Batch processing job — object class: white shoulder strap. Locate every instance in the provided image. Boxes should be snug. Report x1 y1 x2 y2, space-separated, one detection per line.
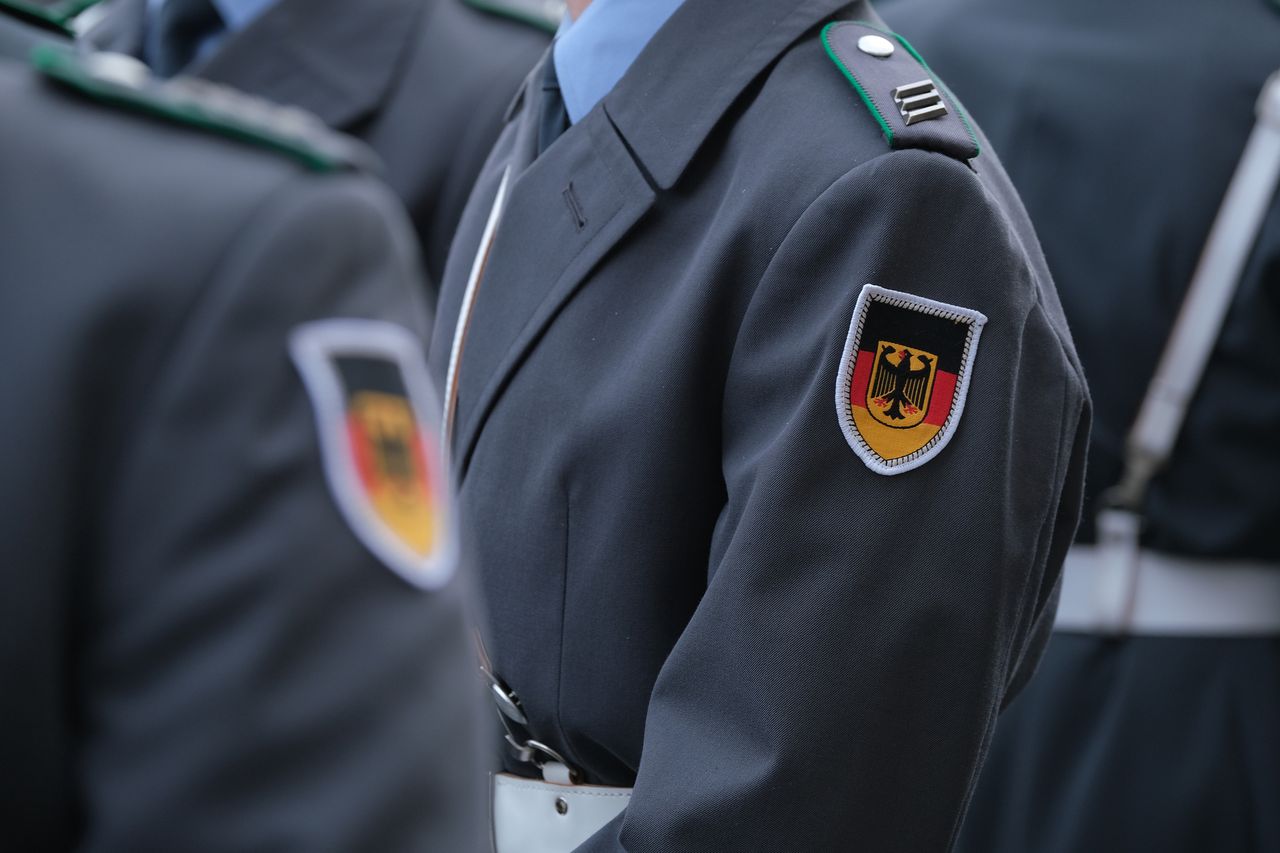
1109 69 1280 510
1086 70 1280 634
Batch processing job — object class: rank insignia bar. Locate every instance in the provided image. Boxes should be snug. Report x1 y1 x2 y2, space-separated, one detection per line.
836 285 987 475
290 319 456 589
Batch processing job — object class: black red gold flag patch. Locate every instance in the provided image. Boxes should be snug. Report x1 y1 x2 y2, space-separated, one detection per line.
290 320 456 589
836 285 986 475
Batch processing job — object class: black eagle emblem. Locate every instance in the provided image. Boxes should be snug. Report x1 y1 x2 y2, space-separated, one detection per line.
871 344 934 421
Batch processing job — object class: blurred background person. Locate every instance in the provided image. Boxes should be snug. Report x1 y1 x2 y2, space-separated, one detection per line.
881 0 1280 850
83 0 558 296
0 46 486 851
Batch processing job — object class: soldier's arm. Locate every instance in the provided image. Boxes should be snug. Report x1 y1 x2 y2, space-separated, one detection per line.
580 150 1089 852
78 174 487 852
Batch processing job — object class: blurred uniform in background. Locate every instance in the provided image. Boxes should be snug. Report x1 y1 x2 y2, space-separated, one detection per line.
0 0 89 54
882 0 1280 850
0 48 485 852
83 0 558 292
0 13 52 55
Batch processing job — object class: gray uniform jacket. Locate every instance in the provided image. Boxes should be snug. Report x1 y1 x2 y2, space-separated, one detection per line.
0 6 67 58
83 0 552 289
430 0 1089 849
0 57 485 851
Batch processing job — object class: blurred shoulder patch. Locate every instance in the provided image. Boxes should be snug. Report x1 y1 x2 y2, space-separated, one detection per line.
836 285 986 475
290 320 456 590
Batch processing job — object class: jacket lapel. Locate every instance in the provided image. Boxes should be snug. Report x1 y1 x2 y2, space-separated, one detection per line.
603 0 867 189
194 0 423 128
84 0 423 129
449 0 872 475
451 70 656 475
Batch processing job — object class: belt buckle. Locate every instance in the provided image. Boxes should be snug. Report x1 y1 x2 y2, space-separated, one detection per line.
484 669 583 784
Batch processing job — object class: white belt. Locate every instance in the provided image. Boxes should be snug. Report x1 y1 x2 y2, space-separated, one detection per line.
1055 543 1280 636
491 763 631 853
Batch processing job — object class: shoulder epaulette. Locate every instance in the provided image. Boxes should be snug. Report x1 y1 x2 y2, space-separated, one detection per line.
31 45 382 174
463 0 563 34
0 0 99 35
822 21 980 162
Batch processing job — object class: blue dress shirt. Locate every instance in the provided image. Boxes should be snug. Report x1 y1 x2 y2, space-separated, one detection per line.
145 0 278 69
552 0 685 125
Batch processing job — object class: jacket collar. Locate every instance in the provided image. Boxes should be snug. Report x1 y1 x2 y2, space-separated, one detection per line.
82 0 423 129
446 0 886 470
603 0 874 189
551 0 685 125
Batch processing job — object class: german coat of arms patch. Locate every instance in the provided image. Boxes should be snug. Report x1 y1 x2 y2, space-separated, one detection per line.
290 319 456 589
836 285 987 475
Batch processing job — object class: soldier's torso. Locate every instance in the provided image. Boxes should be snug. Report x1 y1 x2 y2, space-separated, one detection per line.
430 1 1075 786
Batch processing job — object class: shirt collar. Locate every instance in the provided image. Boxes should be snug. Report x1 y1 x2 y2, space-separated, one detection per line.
552 0 686 125
146 0 277 33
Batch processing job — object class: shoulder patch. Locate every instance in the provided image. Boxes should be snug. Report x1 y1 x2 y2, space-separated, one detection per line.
31 45 380 173
290 320 458 591
822 21 980 161
0 0 99 35
463 0 563 33
836 285 986 475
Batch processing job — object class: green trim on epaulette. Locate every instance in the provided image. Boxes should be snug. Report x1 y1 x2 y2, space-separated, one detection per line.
821 23 895 143
0 0 100 35
822 20 981 160
885 28 981 156
31 45 382 174
463 0 563 34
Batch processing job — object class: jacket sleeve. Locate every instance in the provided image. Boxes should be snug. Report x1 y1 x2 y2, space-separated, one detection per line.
581 149 1089 852
78 175 488 853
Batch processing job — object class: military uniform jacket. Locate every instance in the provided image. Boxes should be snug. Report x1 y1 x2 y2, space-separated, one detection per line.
0 57 484 851
84 0 552 287
429 0 1090 849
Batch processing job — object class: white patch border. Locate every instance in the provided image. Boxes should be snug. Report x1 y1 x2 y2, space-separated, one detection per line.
836 284 988 476
290 319 458 590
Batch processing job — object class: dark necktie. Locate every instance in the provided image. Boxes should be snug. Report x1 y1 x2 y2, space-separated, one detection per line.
537 56 569 157
152 0 224 77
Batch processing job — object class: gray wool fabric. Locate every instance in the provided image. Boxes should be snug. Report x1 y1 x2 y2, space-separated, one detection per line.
430 0 1090 849
0 8 67 58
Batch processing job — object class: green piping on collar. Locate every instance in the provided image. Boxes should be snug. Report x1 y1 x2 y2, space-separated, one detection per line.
822 19 982 158
31 44 371 174
821 21 896 146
